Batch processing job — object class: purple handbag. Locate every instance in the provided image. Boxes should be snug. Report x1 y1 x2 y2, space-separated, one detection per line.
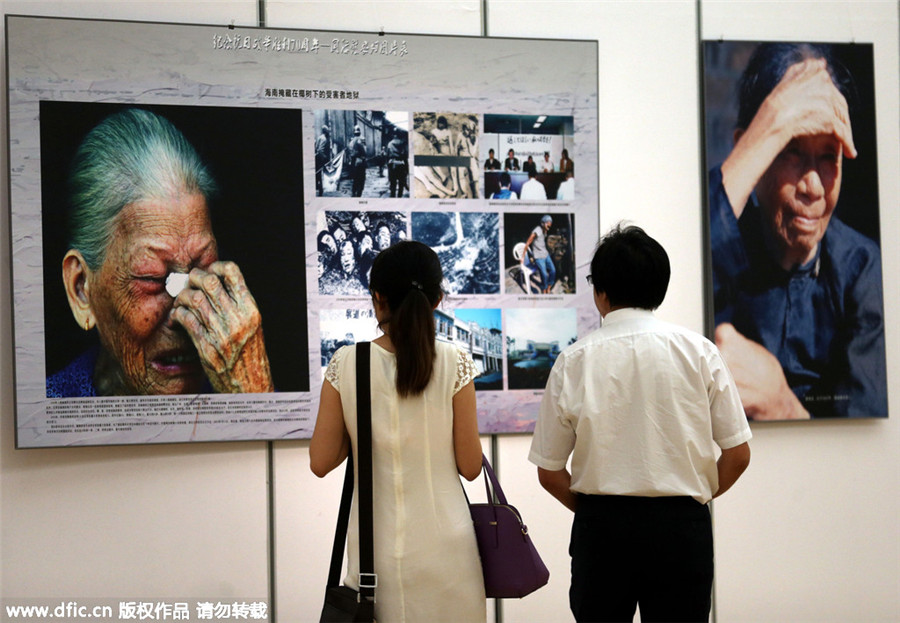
468 454 550 598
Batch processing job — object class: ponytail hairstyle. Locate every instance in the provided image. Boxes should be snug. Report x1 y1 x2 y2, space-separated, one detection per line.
368 240 444 397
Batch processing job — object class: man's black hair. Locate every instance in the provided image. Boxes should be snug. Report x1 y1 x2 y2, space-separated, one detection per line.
590 223 670 310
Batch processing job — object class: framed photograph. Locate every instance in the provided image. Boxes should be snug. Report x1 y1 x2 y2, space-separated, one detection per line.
503 212 576 295
702 40 887 420
412 112 480 199
317 210 407 295
410 211 500 295
483 114 575 201
313 110 410 198
505 307 577 392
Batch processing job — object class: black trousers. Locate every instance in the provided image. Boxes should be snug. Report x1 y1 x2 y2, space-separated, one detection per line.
569 495 713 623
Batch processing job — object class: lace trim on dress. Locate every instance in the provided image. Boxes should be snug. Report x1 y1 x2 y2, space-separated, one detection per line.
324 345 350 388
454 348 477 394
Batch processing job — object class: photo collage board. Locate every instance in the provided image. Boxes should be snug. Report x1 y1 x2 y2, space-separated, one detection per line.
6 16 600 447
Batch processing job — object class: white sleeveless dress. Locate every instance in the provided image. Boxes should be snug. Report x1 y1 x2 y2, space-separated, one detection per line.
325 340 486 622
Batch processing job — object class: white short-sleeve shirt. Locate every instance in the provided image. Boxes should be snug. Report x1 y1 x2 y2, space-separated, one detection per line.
528 308 751 504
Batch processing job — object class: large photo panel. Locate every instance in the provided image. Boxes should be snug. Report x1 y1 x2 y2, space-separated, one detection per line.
7 16 599 446
40 102 308 398
702 40 887 420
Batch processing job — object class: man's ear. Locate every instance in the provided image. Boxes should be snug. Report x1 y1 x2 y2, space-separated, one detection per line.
593 289 610 317
62 249 95 331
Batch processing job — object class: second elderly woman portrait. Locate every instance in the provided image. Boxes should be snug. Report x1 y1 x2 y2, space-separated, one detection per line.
705 42 885 420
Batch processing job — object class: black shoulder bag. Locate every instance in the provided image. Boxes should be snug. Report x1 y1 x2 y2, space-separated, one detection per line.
320 342 376 622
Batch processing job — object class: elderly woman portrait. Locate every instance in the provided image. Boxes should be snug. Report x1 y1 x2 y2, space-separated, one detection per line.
42 104 307 396
706 42 886 419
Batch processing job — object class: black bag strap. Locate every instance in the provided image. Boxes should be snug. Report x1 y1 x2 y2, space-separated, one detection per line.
356 342 375 602
326 454 354 588
325 342 375 603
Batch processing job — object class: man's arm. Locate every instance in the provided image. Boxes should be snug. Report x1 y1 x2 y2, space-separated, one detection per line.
537 467 578 512
714 442 751 498
530 358 578 511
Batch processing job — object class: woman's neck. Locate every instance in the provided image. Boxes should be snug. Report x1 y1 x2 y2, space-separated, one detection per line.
373 334 395 353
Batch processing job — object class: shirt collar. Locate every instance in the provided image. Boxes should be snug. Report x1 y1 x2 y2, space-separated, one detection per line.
601 307 655 325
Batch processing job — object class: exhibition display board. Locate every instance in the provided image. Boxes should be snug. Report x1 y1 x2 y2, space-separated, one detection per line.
6 15 599 447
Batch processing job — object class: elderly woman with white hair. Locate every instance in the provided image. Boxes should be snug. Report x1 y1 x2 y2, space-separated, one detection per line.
48 108 273 397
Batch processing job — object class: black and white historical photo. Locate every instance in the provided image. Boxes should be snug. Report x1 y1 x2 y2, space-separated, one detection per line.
503 212 575 295
318 211 407 295
412 112 480 199
314 110 409 198
410 211 499 294
505 307 577 390
319 308 378 373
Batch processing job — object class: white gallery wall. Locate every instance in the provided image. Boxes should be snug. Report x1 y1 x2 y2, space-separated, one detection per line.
701 4 900 620
1 1 898 622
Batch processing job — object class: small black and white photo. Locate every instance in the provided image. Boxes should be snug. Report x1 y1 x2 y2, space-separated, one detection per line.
412 112 480 199
410 211 499 294
319 308 379 373
318 211 408 295
314 110 409 198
